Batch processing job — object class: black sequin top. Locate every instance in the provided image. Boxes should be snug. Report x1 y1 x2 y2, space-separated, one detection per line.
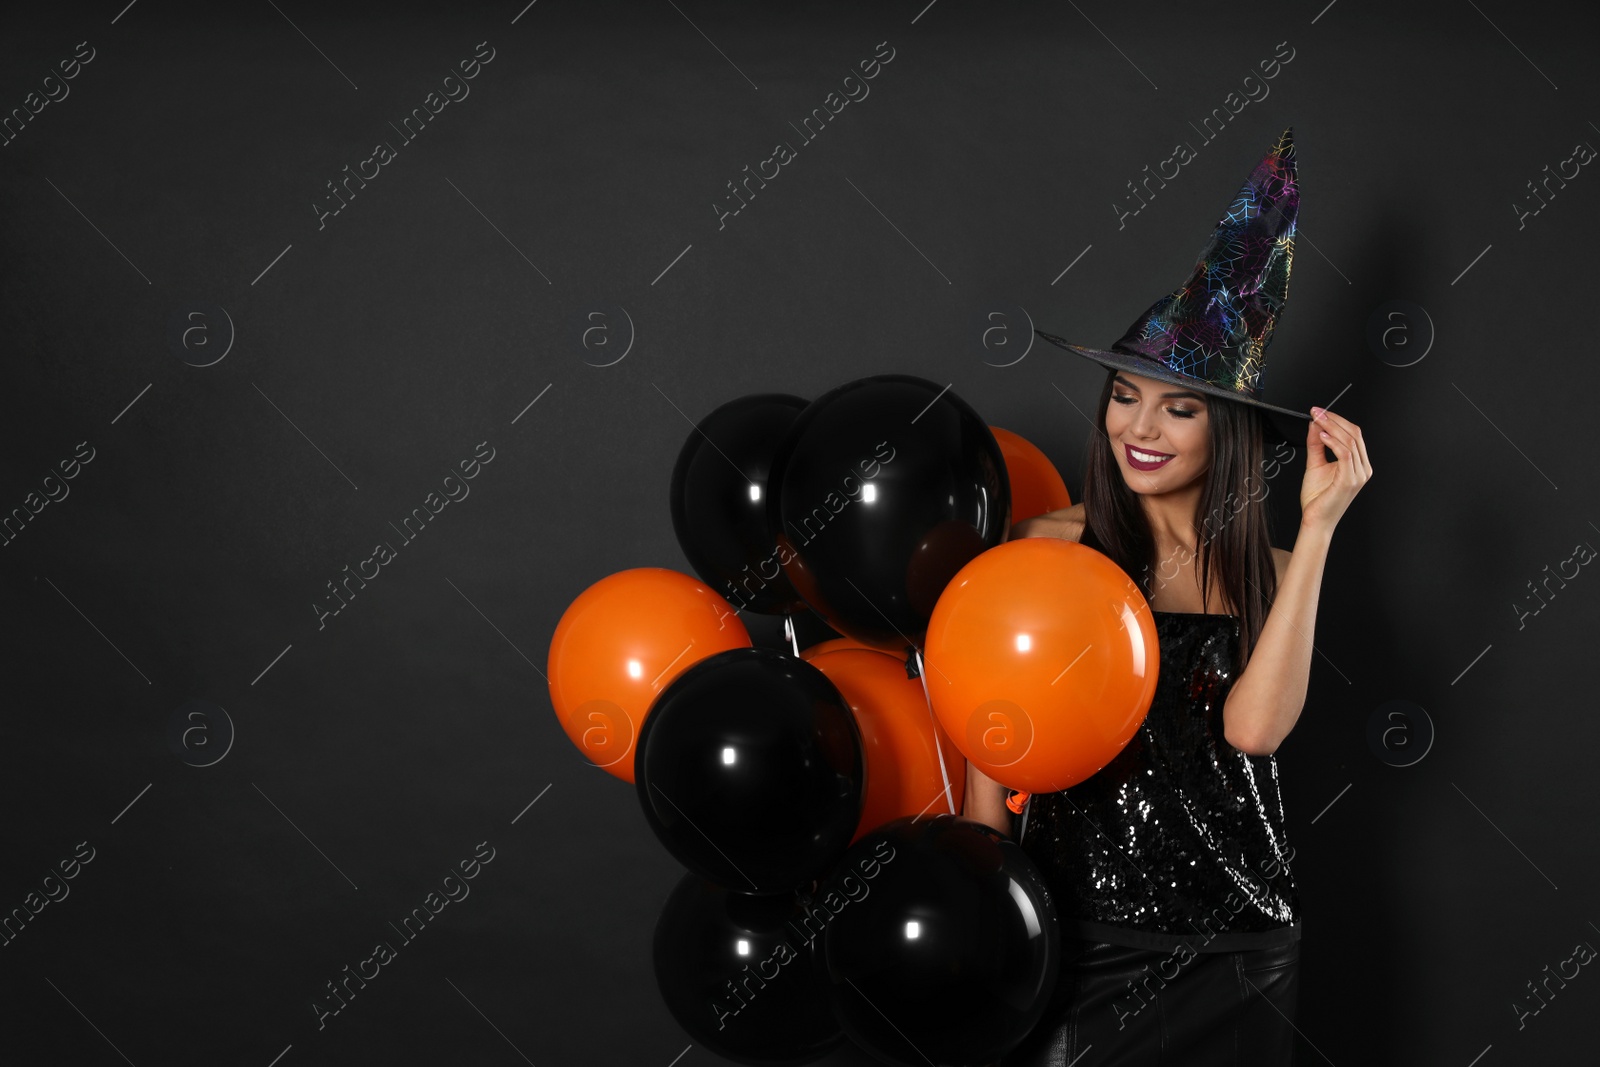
1019 610 1302 953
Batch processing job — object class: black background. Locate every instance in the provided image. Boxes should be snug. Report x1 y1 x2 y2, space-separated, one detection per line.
3 1 1598 1064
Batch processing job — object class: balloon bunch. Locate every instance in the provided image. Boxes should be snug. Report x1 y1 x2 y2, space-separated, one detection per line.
546 374 1159 1066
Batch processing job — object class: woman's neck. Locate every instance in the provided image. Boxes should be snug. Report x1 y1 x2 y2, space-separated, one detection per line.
1138 482 1205 551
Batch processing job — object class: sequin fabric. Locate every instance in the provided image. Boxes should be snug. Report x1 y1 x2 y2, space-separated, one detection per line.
1020 611 1301 945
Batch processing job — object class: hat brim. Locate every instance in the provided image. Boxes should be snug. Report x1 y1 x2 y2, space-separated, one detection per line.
1035 328 1314 423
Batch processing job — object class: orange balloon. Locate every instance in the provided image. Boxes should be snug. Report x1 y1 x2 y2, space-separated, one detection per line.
547 567 751 784
989 426 1071 525
798 636 877 661
922 538 1158 794
807 648 967 843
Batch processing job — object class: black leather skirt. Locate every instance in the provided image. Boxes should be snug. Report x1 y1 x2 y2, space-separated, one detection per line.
1001 936 1300 1066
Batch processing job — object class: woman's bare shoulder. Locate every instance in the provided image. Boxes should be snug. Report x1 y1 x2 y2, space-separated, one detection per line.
1011 501 1086 542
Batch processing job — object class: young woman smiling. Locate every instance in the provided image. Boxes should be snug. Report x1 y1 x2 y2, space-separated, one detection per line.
973 128 1373 1066
976 365 1370 1066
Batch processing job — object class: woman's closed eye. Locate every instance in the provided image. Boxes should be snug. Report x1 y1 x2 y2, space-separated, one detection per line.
1111 394 1199 418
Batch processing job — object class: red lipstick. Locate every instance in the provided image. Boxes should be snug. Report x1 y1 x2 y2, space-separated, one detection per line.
1124 443 1174 471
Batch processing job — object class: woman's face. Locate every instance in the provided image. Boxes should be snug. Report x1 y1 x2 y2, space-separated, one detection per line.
1104 370 1211 492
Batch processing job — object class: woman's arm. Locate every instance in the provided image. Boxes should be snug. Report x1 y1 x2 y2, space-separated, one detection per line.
1221 527 1330 754
962 761 1014 838
1223 407 1371 755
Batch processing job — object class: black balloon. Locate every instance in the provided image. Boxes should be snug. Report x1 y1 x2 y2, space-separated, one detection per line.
653 873 843 1067
766 375 1010 653
671 393 810 616
635 647 866 894
813 814 1059 1067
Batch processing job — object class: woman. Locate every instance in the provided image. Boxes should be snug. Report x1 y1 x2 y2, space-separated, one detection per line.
971 365 1369 1065
966 128 1373 1065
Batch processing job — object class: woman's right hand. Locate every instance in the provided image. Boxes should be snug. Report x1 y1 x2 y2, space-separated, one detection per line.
1010 502 1086 544
1299 407 1372 535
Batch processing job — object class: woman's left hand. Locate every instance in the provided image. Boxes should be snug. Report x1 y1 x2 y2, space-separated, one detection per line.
1299 406 1372 534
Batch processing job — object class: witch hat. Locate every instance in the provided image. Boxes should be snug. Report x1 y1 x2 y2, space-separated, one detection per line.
1037 126 1311 423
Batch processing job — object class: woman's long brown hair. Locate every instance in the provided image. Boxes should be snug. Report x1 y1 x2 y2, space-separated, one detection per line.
1077 367 1281 669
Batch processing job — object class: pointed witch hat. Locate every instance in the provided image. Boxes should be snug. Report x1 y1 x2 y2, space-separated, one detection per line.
1037 126 1311 423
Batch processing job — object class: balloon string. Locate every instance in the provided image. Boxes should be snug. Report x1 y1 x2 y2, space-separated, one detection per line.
912 648 957 816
